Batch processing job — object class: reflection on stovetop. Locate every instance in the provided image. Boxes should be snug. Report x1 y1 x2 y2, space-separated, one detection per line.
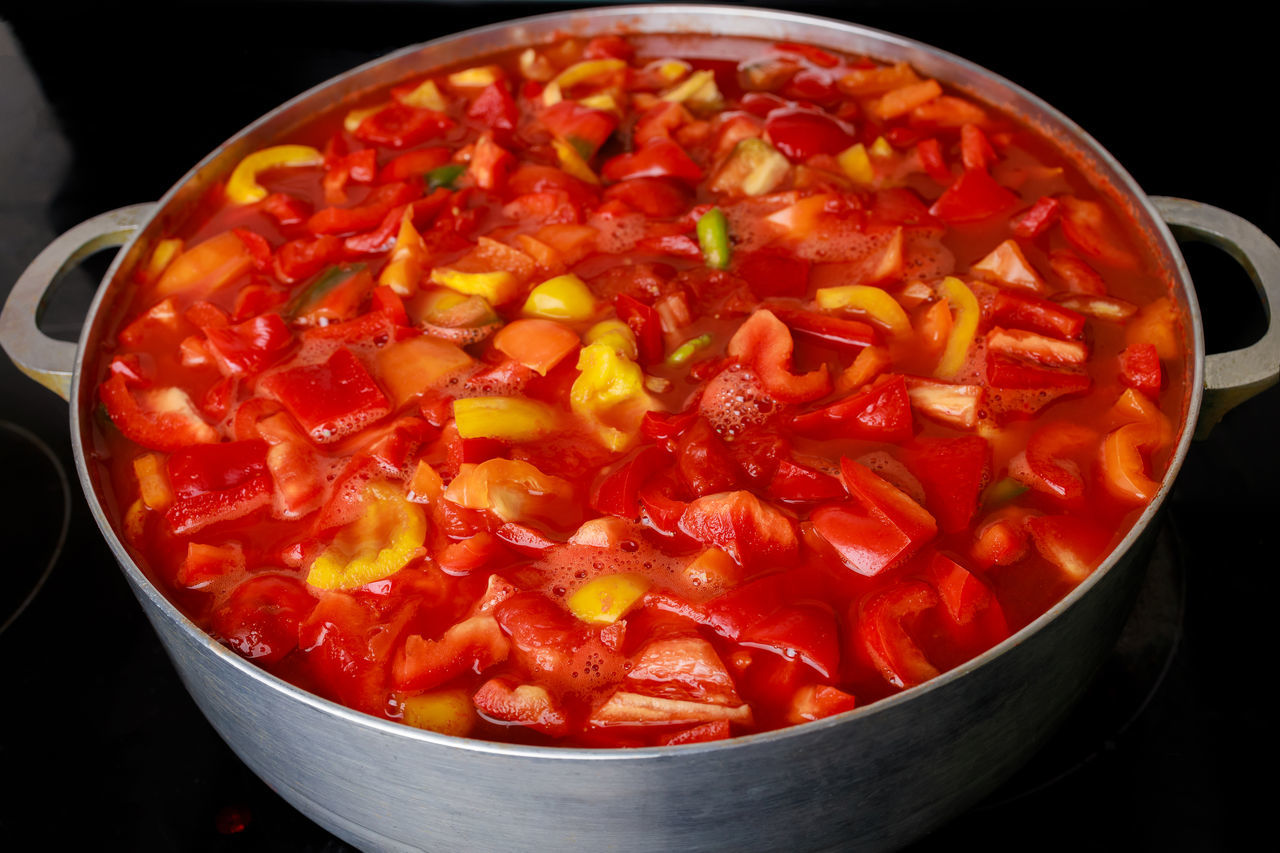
0 3 1274 850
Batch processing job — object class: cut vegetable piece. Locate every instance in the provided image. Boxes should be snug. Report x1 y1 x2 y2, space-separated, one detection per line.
678 490 798 570
260 348 391 445
856 580 941 689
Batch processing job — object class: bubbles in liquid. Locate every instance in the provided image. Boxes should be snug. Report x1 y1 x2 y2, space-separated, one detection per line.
700 366 777 438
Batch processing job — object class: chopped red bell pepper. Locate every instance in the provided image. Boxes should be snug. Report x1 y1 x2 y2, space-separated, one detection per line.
740 603 840 680
603 177 693 218
203 312 293 375
959 123 997 171
167 439 268 499
703 572 789 640
469 132 515 191
259 347 391 445
727 309 831 404
467 82 520 133
767 458 845 503
1119 343 1164 397
767 306 878 352
1058 195 1137 269
307 181 420 236
922 553 1010 654
985 352 1091 392
541 99 618 159
613 293 665 365
473 676 569 737
856 580 941 689
165 472 273 536
916 137 952 184
393 615 509 692
354 103 455 149
377 147 452 184
210 574 316 664
99 374 219 452
991 289 1086 340
927 168 1018 224
676 419 741 497
590 445 668 519
842 455 938 546
790 374 913 442
678 490 798 571
900 436 991 534
1014 421 1100 501
602 139 703 185
1010 195 1061 239
260 192 312 227
274 234 344 284
764 108 855 162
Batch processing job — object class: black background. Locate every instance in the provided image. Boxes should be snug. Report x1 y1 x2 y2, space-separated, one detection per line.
0 2 1275 850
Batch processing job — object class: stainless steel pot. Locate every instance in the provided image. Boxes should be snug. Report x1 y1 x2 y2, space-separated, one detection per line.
3 6 1278 851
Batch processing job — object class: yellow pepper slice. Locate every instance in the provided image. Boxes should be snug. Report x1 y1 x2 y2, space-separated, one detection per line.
585 319 638 360
544 58 628 106
306 483 427 591
452 397 559 442
551 139 600 185
378 208 429 295
133 453 173 510
343 105 385 133
836 143 874 184
816 285 912 336
401 689 475 737
431 267 520 305
522 274 599 321
568 573 651 624
226 144 323 205
934 276 980 379
661 69 723 110
396 79 447 111
444 458 575 524
570 343 661 451
447 66 503 88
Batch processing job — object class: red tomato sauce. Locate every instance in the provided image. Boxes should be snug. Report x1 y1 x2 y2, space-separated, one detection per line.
91 33 1186 746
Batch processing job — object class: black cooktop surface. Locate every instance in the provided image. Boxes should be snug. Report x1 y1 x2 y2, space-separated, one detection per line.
1 3 1274 850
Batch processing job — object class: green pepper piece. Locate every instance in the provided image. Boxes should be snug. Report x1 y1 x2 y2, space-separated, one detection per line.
982 476 1029 508
696 207 731 270
666 333 712 366
285 263 367 319
426 163 466 191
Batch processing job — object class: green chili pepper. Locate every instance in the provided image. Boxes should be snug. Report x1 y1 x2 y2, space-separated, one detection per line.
426 163 466 191
982 476 1029 508
666 333 712 366
696 207 731 270
285 263 367 319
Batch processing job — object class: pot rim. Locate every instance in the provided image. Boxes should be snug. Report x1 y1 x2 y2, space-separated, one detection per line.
67 3 1206 761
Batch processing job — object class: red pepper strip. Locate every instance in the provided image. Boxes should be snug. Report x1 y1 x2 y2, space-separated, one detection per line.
1100 422 1163 504
299 311 399 346
203 312 293 375
959 124 997 171
603 177 692 218
991 289 1086 340
109 354 150 387
841 456 938 546
472 677 569 738
703 573 790 641
494 522 559 556
370 286 409 326
767 306 878 352
923 553 1009 654
727 309 831 404
1058 195 1137 269
767 458 844 503
1025 515 1112 580
927 168 1018 224
613 293 665 365
1118 343 1164 397
232 228 272 271
274 234 344 283
774 41 839 67
764 108 855 162
541 100 618 159
1014 421 1099 501
657 721 732 745
790 374 913 442
900 436 991 534
740 603 840 680
259 347 391 445
231 284 289 322
260 192 311 226
167 439 268 498
1010 195 1061 239
916 138 952 184
856 580 941 689
602 139 703 184
590 445 668 519
354 103 455 149
640 410 698 451
985 353 1091 392
165 473 273 536
467 82 520 133
676 419 741 497
99 374 219 452
377 147 452 184
343 204 409 255
393 615 509 692
307 181 420 236
678 490 799 571
811 501 912 578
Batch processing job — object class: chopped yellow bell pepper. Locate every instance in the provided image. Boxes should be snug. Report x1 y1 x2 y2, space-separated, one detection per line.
226 144 323 205
585 319 638 360
378 208 429 295
551 139 600 184
133 452 173 510
138 238 184 286
816 285 912 336
654 59 692 83
431 266 520 305
934 276 980 379
447 65 503 88
710 137 789 197
452 396 559 442
546 58 627 103
306 483 427 591
522 273 599 321
401 689 475 737
570 343 662 451
836 143 874 184
519 48 555 82
661 68 723 110
396 79 447 111
567 573 651 624
343 105 385 133
444 458 575 524
870 135 894 158
578 92 622 113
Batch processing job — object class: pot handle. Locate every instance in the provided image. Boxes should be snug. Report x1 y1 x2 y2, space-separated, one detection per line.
1152 196 1280 439
0 203 156 401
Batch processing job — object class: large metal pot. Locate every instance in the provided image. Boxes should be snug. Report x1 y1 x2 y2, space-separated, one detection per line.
2 6 1277 851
